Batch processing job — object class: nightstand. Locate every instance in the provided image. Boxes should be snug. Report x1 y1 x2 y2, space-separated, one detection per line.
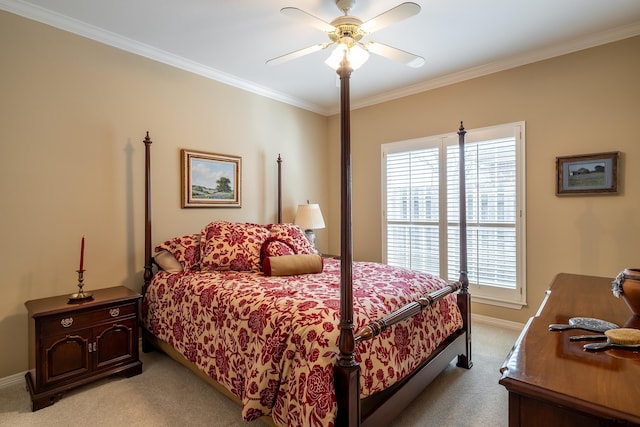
25 286 142 411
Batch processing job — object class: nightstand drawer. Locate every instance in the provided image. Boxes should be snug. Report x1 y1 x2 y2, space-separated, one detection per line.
38 302 137 336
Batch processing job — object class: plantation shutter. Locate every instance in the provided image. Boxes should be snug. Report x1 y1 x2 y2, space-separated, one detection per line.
385 147 441 275
446 137 518 288
383 122 525 307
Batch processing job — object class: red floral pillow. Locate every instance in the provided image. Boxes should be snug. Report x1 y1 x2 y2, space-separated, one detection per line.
260 238 295 265
155 233 201 272
200 221 270 272
266 223 315 254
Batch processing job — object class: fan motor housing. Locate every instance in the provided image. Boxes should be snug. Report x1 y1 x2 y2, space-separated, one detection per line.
329 16 365 44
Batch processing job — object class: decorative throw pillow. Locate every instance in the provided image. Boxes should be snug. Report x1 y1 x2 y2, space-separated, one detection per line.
200 221 270 272
262 254 324 276
155 233 201 271
266 223 316 254
261 238 295 262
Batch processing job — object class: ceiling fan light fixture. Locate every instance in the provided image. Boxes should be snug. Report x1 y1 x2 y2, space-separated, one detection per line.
325 43 369 70
270 2 422 70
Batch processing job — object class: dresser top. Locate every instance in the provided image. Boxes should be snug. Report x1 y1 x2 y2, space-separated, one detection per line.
500 273 640 423
25 286 141 318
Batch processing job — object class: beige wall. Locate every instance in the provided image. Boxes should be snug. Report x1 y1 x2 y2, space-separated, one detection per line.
2 9 639 379
0 12 328 378
326 36 640 324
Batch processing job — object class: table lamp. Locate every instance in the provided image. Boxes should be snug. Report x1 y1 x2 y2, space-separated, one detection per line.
294 201 325 253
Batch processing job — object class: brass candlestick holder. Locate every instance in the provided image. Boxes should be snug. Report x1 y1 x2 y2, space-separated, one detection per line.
69 269 93 301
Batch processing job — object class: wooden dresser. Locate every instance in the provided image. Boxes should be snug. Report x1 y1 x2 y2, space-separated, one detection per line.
499 273 640 426
25 286 142 411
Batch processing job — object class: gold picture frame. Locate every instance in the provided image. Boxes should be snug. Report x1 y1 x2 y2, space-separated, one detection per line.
556 151 619 196
181 149 241 208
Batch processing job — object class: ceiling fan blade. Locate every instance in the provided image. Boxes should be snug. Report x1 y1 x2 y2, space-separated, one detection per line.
266 43 330 66
281 7 335 32
361 2 421 33
366 41 425 68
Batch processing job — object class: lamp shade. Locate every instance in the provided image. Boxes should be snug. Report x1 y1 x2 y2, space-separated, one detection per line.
294 203 325 230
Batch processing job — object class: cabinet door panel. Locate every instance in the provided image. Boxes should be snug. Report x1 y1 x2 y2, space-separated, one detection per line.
41 334 90 386
94 318 137 369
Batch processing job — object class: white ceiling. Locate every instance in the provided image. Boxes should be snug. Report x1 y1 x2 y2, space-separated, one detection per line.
3 0 640 115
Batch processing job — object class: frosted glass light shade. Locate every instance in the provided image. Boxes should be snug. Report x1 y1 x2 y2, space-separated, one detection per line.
325 44 369 70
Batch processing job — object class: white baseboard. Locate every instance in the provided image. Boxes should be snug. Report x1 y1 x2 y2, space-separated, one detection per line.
472 313 525 331
0 370 28 390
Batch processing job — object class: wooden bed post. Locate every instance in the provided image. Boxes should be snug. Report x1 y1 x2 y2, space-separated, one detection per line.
277 154 282 224
456 122 473 369
143 131 153 295
334 52 360 427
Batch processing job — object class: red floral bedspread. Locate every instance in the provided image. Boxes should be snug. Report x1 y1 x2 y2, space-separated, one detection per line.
142 258 462 426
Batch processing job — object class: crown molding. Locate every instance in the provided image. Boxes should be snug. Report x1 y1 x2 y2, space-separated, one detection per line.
3 0 639 117
0 0 328 115
345 21 640 115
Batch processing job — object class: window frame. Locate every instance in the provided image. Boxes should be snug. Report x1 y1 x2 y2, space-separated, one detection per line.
381 122 527 309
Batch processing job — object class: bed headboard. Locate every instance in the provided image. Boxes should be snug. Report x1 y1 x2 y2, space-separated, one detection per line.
141 135 284 293
143 132 153 292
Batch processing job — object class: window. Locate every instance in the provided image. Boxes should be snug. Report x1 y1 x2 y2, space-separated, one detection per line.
382 122 526 309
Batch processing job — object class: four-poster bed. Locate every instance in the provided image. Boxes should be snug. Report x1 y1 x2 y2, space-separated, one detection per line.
140 55 471 426
139 118 471 426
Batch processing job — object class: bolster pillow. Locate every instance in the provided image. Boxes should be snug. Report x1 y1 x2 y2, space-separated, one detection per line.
263 254 324 276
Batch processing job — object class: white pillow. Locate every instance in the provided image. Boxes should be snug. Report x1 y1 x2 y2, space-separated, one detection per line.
154 250 183 273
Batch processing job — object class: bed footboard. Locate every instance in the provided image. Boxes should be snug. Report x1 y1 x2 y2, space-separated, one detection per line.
335 277 472 427
355 281 463 343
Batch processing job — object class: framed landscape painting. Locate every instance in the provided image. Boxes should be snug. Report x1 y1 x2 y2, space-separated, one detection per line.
556 151 619 196
181 149 241 208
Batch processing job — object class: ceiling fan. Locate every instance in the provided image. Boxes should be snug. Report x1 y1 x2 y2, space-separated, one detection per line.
266 0 425 70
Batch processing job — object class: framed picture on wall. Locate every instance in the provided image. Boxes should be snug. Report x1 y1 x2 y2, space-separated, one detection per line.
181 149 241 208
556 151 619 196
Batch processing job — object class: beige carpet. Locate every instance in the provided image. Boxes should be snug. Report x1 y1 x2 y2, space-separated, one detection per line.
0 320 520 427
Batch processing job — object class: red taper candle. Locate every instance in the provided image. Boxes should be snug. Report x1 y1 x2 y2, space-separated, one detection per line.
79 235 85 271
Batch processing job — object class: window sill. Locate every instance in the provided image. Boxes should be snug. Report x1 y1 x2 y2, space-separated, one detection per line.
471 294 526 310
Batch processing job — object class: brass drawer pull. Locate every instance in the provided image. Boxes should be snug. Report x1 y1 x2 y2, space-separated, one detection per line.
109 308 120 317
60 318 73 328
